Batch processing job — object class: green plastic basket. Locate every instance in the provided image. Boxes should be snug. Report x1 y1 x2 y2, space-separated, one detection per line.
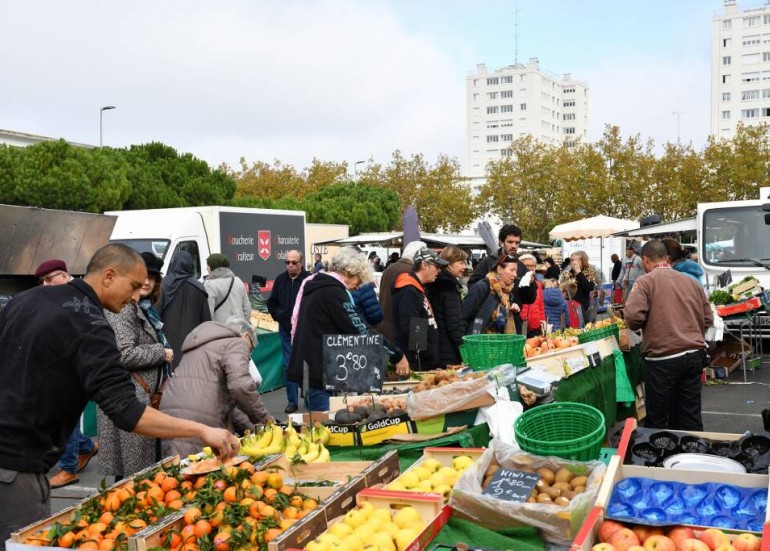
514 402 606 461
577 323 619 344
461 334 526 371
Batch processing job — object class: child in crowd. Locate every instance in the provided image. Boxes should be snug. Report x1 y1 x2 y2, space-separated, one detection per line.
542 279 569 331
560 281 584 328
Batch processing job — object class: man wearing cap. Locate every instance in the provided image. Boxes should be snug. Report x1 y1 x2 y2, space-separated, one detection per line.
391 248 447 370
618 242 644 300
34 261 100 489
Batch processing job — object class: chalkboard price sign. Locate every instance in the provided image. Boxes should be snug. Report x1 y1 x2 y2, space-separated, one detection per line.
322 334 386 393
481 468 540 503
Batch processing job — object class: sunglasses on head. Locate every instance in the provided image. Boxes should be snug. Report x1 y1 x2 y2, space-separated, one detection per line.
285 260 301 265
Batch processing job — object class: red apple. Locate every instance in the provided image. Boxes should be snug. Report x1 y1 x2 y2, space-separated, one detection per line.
599 520 627 543
642 535 675 551
679 539 711 551
667 527 696 546
714 544 735 551
732 533 761 551
609 528 642 551
700 528 730 551
592 544 617 551
633 526 664 544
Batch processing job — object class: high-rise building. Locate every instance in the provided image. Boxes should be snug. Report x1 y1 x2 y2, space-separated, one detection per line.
466 58 589 179
711 0 770 139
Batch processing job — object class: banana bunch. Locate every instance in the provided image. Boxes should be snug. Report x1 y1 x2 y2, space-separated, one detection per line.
284 421 330 463
239 422 285 458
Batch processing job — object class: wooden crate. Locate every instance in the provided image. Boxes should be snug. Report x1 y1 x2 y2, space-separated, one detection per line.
385 447 485 498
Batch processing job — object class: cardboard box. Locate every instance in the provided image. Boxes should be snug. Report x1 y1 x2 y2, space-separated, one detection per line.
357 414 414 445
10 456 181 547
594 455 769 533
328 393 409 414
286 412 359 446
412 409 479 435
716 296 763 317
385 447 485 497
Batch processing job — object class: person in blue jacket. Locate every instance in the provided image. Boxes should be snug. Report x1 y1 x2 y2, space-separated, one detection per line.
662 238 704 287
542 279 570 331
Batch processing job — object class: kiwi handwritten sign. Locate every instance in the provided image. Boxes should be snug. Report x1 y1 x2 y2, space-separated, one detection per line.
322 334 386 393
482 468 540 503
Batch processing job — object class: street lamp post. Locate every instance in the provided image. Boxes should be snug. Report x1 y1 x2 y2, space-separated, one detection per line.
99 106 116 147
672 111 682 145
354 160 366 179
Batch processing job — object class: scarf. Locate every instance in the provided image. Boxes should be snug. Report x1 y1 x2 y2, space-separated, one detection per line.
139 298 172 379
486 272 513 333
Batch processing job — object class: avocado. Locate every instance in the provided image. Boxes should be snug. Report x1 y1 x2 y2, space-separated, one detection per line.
335 410 362 425
387 408 407 418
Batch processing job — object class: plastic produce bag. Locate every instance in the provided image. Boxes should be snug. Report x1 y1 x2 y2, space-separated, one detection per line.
407 375 495 420
450 439 606 545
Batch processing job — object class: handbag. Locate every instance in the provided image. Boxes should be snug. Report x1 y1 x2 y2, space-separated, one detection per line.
132 372 165 409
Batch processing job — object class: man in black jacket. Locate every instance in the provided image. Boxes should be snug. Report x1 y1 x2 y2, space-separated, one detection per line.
0 244 239 549
267 250 310 414
392 248 447 370
468 224 536 333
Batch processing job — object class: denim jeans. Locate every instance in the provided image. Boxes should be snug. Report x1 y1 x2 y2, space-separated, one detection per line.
306 388 329 412
59 426 94 474
279 328 299 406
644 349 707 431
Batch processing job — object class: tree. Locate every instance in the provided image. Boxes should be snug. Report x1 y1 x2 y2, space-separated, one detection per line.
302 183 400 235
703 123 770 202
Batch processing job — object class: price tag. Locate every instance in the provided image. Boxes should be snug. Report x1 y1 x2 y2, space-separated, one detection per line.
481 468 540 503
564 356 588 377
322 334 386 393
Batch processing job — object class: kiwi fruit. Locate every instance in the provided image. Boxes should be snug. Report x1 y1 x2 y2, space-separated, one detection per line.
335 410 362 424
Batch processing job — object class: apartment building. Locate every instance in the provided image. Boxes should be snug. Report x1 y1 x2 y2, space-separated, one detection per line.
711 0 770 138
466 57 589 178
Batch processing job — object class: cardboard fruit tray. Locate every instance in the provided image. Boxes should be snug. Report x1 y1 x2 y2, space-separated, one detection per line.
384 447 485 499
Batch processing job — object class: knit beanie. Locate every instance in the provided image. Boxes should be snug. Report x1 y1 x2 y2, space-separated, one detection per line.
207 253 230 270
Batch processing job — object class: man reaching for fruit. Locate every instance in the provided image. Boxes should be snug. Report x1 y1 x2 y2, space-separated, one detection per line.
0 244 240 550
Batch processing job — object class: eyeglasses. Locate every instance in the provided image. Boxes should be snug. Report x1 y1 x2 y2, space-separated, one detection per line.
285 260 301 265
40 271 67 284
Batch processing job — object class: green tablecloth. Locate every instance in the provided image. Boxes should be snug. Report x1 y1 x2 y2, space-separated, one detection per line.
252 330 285 393
554 347 643 428
328 422 491 473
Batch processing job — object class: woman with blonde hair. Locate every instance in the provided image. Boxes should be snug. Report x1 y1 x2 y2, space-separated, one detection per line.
559 251 597 320
287 247 409 411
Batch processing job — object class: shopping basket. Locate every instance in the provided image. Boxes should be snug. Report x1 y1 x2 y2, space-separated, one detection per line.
514 402 606 461
460 334 526 371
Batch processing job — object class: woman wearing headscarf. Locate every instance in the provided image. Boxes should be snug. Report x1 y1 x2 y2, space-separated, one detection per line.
98 252 174 478
462 254 524 334
159 251 211 369
204 253 251 324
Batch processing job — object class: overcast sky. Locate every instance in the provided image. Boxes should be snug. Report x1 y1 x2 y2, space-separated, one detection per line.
0 0 729 174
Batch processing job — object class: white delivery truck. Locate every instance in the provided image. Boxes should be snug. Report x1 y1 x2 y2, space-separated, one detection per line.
107 206 306 296
697 187 770 291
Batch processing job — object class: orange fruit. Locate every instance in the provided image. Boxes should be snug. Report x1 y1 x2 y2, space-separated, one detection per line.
223 486 238 503
264 528 283 543
116 487 132 502
146 486 165 505
302 498 318 511
213 480 226 492
282 506 299 520
180 524 196 543
185 491 197 501
98 538 115 550
87 523 107 537
164 531 183 549
194 477 207 489
248 501 262 519
127 519 147 535
164 490 182 504
280 518 297 530
209 509 225 528
98 512 114 526
278 485 293 496
263 488 278 503
239 461 254 474
161 477 179 493
167 499 185 510
184 507 202 525
266 473 283 489
194 520 213 539
213 531 231 551
77 541 99 549
289 495 303 509
57 533 76 548
249 485 263 500
251 471 268 486
154 471 168 485
258 504 276 519
104 493 121 512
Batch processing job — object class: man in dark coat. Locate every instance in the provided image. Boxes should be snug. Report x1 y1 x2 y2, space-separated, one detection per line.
267 249 310 414
392 248 447 370
377 241 426 341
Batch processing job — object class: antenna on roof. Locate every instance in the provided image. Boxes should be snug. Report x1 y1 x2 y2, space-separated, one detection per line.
514 0 520 65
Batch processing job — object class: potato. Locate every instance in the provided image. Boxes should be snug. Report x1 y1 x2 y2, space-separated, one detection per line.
537 467 555 485
535 479 549 491
554 468 574 484
570 476 588 489
554 496 570 507
552 481 572 494
543 486 561 500
562 490 576 500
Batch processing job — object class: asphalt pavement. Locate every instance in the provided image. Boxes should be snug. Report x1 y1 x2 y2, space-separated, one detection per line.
49 352 770 515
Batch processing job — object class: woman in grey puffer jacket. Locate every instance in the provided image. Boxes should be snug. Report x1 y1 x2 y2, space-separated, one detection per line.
160 318 272 457
204 253 251 324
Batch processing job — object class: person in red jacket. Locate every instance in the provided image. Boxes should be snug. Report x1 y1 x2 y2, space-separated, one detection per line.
518 254 545 336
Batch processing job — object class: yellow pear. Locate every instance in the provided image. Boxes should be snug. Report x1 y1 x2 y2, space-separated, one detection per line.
328 522 354 538
399 472 420 489
395 528 419 551
417 480 433 492
433 484 453 499
358 501 375 518
370 509 393 524
305 539 329 551
378 522 400 538
393 506 422 529
421 458 442 473
387 481 407 492
353 524 376 542
318 533 342 546
411 466 431 481
452 455 474 470
343 509 366 529
370 532 396 551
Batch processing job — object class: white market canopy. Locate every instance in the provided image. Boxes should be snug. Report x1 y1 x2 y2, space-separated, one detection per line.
313 231 549 250
549 215 639 242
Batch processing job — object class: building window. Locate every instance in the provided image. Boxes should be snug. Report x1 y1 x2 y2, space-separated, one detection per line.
501 76 513 84
764 108 770 117
564 127 576 135
520 103 527 111
486 77 499 85
500 149 512 157
762 89 770 98
763 71 770 80
472 93 479 100
501 90 513 98
722 111 731 120
765 15 770 24
501 134 513 141
743 35 761 46
764 52 770 62
724 19 732 30
487 106 499 114
473 79 478 87
563 87 575 93
745 16 760 28
724 56 732 65
723 74 731 84
486 135 499 143
563 113 575 121
486 122 499 129
742 90 760 101
724 38 732 47
501 105 513 113
520 74 526 82
742 108 759 118
563 100 575 107
744 53 761 64
764 34 770 43
743 72 760 82
488 92 498 99
722 92 731 101
500 121 513 127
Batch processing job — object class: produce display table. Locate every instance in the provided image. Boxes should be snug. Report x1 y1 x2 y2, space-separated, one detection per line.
553 347 643 428
328 422 491 472
252 329 285 392
431 516 544 551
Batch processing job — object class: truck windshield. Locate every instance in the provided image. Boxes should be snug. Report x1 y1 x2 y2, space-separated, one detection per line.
702 206 770 267
111 239 170 259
